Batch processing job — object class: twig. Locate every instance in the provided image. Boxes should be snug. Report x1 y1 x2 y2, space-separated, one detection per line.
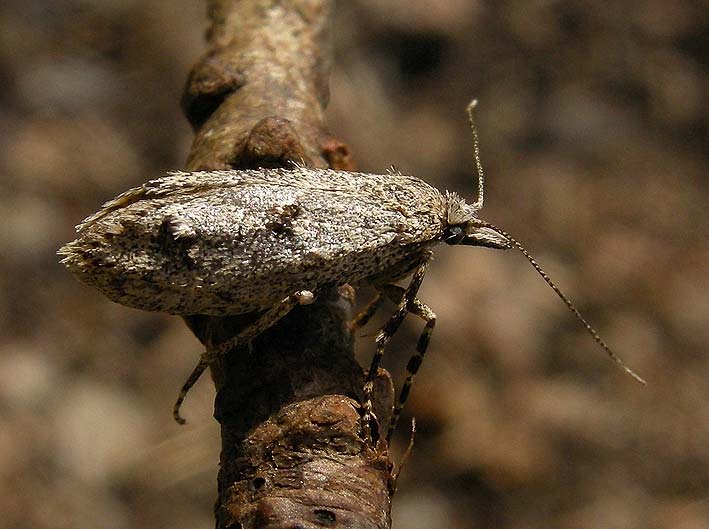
180 1 393 528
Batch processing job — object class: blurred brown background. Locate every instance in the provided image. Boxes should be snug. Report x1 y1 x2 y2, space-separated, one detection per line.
0 1 706 528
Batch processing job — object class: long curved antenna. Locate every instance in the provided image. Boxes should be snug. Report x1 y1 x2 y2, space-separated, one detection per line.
475 219 647 385
466 99 485 212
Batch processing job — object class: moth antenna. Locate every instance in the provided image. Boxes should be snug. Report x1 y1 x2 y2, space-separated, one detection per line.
476 220 646 385
466 99 485 211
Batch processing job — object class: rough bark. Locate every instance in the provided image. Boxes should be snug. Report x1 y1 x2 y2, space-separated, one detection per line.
180 2 394 528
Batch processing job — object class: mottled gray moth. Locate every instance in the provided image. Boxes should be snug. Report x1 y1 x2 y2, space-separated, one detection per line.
59 101 644 440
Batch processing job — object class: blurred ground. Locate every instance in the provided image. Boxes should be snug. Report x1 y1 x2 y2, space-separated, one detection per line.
0 1 707 528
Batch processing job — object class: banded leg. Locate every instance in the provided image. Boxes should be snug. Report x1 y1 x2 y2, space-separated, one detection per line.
349 291 386 331
385 295 436 442
362 251 432 442
173 290 315 424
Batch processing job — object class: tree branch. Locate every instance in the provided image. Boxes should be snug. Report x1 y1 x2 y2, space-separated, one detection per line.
180 1 393 528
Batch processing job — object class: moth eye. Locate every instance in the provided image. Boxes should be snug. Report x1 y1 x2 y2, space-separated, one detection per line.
443 225 465 245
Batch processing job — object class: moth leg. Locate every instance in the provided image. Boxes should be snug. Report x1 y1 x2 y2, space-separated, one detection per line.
173 289 315 424
350 291 386 331
378 286 436 442
362 251 432 443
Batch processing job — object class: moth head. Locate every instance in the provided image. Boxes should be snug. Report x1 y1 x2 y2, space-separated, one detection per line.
439 100 509 249
443 192 510 250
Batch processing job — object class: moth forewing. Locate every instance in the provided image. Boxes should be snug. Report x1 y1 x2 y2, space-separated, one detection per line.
59 169 450 317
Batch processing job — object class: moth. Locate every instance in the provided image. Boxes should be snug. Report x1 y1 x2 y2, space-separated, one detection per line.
59 101 644 440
